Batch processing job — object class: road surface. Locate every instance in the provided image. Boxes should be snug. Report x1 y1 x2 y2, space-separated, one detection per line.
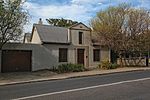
0 70 150 100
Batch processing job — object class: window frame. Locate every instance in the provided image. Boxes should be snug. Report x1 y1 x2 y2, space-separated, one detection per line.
93 49 100 62
59 48 68 62
79 32 83 44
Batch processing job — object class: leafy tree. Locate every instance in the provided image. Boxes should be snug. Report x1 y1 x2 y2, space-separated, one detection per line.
46 18 78 27
0 0 28 49
91 4 150 66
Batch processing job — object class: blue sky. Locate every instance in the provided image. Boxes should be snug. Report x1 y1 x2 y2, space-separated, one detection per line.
24 0 150 32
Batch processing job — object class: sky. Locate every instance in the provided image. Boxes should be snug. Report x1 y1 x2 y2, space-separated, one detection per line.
23 0 150 33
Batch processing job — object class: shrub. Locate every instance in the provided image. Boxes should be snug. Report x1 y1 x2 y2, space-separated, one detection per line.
99 60 111 69
57 63 85 73
99 60 119 70
110 63 119 69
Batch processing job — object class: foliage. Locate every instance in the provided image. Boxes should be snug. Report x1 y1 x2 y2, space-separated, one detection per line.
0 0 28 49
99 60 119 69
57 63 85 73
46 18 78 27
110 63 119 69
91 3 150 67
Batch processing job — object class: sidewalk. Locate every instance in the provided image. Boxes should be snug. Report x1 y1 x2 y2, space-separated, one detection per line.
0 67 150 86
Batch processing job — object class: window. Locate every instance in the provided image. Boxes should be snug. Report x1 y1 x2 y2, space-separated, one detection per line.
93 49 100 62
59 48 68 62
79 32 83 44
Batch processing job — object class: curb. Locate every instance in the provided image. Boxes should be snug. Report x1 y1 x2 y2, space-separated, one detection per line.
0 68 150 86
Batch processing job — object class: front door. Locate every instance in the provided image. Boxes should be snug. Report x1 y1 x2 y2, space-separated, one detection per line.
77 49 84 65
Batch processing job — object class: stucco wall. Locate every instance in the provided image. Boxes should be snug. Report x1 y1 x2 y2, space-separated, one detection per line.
70 30 91 46
0 43 111 72
101 48 111 61
43 44 76 66
70 24 91 46
31 27 42 44
89 45 110 68
1 43 77 72
2 43 64 71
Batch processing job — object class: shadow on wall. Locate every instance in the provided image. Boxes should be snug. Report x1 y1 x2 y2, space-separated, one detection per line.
33 44 58 71
2 43 58 71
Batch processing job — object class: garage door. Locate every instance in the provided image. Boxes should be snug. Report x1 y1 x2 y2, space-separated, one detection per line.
2 50 32 73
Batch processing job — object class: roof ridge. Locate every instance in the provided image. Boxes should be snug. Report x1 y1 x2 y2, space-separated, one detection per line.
33 23 68 29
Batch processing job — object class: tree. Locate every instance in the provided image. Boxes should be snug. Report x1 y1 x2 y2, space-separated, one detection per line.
0 0 28 49
46 18 78 27
91 4 150 66
125 8 150 66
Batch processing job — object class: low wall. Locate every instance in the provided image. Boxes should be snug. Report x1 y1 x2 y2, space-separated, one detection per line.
117 58 146 66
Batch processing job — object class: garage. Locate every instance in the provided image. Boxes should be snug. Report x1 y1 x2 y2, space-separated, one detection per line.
2 50 32 73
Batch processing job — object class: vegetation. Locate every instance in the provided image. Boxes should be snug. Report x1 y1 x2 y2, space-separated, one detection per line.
46 18 78 27
0 0 28 49
57 63 85 73
91 3 150 67
99 60 119 70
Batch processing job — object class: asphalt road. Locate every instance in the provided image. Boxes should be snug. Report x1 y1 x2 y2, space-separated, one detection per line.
0 70 150 100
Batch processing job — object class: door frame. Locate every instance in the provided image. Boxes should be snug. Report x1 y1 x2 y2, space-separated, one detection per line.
77 48 85 66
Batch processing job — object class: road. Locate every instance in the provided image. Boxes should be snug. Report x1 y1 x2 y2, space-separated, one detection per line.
0 70 150 100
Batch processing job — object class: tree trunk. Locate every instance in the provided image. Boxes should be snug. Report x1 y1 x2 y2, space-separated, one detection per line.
119 52 123 67
0 50 2 72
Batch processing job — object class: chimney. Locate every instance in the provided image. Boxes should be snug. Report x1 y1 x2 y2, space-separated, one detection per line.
38 18 43 24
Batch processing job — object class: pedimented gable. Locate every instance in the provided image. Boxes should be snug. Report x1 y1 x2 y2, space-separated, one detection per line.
69 23 91 31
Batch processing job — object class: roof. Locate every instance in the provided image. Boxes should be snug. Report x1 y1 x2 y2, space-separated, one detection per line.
33 24 69 44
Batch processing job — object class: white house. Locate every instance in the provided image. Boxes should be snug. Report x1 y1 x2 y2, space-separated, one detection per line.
0 19 110 73
26 19 110 68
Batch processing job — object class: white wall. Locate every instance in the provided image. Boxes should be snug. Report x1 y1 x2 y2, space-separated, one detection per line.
2 43 74 71
31 27 42 44
70 23 91 46
89 45 110 68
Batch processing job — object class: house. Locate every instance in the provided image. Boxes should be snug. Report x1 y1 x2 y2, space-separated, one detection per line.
0 19 110 73
26 19 110 68
23 33 31 43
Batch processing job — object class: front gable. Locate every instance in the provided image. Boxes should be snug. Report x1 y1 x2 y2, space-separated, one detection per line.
30 26 42 44
69 23 91 31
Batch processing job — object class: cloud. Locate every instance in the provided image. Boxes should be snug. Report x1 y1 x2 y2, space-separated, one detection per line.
23 0 150 32
23 0 102 32
71 0 101 5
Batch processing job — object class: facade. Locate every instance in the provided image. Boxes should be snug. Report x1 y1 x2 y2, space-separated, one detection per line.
26 21 110 69
0 21 110 73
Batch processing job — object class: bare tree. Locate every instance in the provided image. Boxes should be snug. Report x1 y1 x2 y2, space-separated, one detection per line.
91 3 150 66
91 4 130 66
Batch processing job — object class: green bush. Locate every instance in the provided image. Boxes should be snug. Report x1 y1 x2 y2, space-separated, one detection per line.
57 63 85 73
99 60 119 70
110 63 119 69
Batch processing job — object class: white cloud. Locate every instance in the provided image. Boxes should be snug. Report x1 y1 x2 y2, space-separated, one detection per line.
71 0 106 5
23 0 101 32
71 0 100 4
23 0 150 32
